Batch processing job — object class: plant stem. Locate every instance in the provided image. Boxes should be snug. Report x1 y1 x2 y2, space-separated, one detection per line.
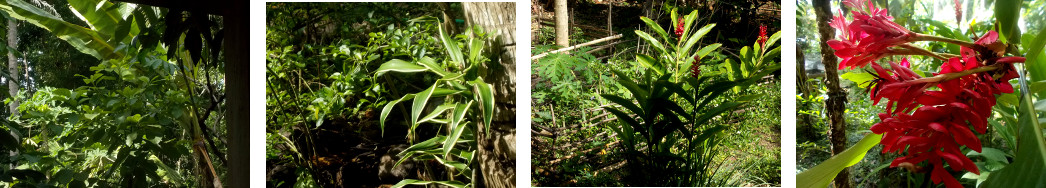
888 64 1003 87
910 33 977 48
890 44 958 61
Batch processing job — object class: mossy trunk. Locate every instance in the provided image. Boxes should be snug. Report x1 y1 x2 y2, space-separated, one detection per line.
812 0 851 187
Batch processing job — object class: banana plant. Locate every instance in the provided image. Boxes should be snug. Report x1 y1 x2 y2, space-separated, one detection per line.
374 17 494 188
601 9 764 186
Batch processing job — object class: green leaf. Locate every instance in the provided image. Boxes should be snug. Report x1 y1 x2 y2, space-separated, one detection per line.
601 94 645 119
994 0 1021 44
695 43 721 59
438 22 464 66
635 54 664 75
411 83 439 126
681 24 716 58
471 78 494 133
840 71 876 88
444 103 470 157
380 94 416 137
639 16 670 44
391 179 467 188
981 80 1046 187
417 104 453 125
0 0 120 59
417 56 451 77
68 0 134 39
967 147 1010 164
796 133 883 188
635 30 668 58
1025 25 1046 84
376 59 427 76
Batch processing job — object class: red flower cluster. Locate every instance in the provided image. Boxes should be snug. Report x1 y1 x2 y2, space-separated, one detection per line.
827 0 913 70
675 18 685 38
757 25 769 46
868 31 1023 188
690 56 701 78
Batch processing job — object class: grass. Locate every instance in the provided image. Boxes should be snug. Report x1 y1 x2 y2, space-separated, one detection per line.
718 79 783 187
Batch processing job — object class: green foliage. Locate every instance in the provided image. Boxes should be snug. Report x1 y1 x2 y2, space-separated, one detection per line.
375 18 494 188
599 10 768 186
0 0 228 187
796 134 883 188
981 78 1046 187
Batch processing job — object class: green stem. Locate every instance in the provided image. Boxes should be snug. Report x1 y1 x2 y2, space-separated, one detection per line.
888 63 1004 88
909 33 977 48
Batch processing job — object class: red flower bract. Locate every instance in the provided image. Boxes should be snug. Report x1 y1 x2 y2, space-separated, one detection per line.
757 25 768 46
828 0 913 70
690 56 701 78
828 1 1029 188
675 18 685 37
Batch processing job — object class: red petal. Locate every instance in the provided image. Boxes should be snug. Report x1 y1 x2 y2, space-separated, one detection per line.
950 122 982 152
928 122 948 133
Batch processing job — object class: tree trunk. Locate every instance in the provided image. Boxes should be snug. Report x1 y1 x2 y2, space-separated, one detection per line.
554 0 569 47
7 19 17 117
6 19 19 170
462 3 516 188
796 48 816 140
812 0 850 188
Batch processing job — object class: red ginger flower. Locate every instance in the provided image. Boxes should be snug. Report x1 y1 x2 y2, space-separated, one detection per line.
690 55 701 78
675 18 685 37
827 0 914 70
866 31 1025 188
757 25 768 46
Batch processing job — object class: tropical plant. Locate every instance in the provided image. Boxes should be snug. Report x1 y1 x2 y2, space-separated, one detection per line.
0 0 228 186
600 9 767 186
374 17 495 188
797 0 1046 187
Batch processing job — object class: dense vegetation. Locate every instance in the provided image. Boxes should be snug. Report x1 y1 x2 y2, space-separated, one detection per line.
796 0 1046 187
0 0 233 187
531 0 781 186
266 3 516 188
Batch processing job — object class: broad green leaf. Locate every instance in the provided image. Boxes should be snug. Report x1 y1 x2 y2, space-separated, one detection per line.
967 147 1010 164
0 0 120 59
603 106 641 134
444 104 469 157
380 94 416 136
695 43 721 59
981 80 1046 187
391 179 467 188
417 56 451 77
681 24 716 58
639 16 670 44
840 71 876 88
68 0 134 38
376 59 427 76
149 155 185 185
449 101 471 133
635 54 664 75
470 78 494 133
467 36 484 66
601 94 646 120
635 30 668 58
1025 26 1046 85
417 104 454 125
412 83 439 126
438 22 464 67
796 133 883 188
994 0 1021 44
